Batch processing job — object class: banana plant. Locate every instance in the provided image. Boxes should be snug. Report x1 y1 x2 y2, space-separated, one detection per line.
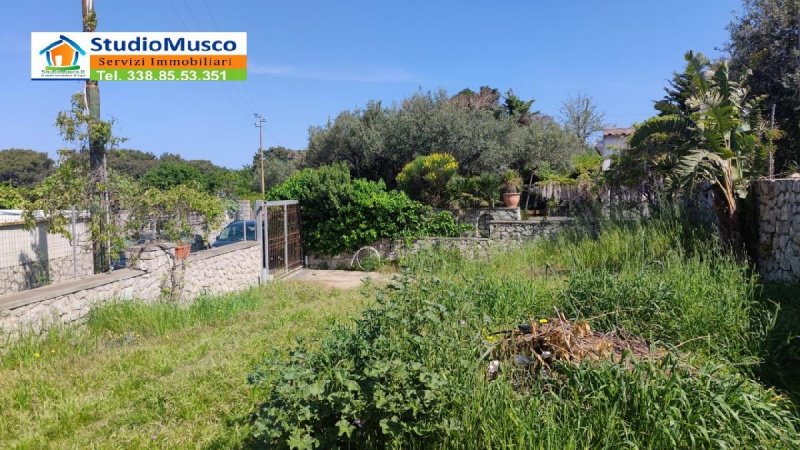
680 53 765 234
632 51 767 245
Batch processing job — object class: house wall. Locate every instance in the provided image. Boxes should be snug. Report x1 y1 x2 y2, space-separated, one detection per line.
598 135 630 170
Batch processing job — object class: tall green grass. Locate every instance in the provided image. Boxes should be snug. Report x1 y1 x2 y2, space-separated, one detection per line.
1 284 311 369
252 217 800 448
0 282 373 448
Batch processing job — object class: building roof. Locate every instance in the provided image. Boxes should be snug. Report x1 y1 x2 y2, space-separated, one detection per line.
603 127 634 137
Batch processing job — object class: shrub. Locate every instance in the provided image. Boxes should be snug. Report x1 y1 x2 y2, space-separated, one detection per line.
396 153 458 207
268 164 465 255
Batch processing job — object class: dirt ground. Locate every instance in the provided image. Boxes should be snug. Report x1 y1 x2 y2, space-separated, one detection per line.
283 269 390 289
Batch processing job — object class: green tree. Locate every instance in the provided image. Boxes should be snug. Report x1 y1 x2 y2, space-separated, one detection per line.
24 150 138 266
0 149 55 188
503 89 538 125
252 146 302 193
141 161 206 191
727 0 800 172
51 92 126 271
107 149 158 179
509 115 585 198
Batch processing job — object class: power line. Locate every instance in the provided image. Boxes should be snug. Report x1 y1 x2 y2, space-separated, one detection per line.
182 0 202 29
201 0 221 31
168 1 189 30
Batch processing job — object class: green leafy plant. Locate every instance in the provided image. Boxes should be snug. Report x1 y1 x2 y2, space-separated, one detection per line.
0 184 25 209
23 150 138 265
396 153 459 207
445 173 503 209
249 217 800 448
501 169 523 193
128 183 224 245
268 164 465 255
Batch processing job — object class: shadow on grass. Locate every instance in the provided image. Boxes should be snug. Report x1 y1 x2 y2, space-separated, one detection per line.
759 282 800 404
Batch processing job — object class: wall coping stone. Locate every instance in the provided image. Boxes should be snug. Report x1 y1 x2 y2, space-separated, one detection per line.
186 241 259 262
0 268 145 312
0 241 260 312
490 217 576 224
415 237 490 242
758 177 800 182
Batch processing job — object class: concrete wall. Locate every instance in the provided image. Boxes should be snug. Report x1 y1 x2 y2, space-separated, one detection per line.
755 177 800 282
0 241 261 335
0 211 94 295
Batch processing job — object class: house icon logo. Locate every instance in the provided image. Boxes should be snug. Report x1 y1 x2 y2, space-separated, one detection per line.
39 35 86 71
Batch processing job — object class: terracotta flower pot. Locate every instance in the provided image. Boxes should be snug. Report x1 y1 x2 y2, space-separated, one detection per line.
502 192 521 208
175 243 191 260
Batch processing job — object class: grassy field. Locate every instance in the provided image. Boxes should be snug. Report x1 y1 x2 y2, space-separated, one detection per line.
2 217 799 448
250 218 800 448
0 282 374 448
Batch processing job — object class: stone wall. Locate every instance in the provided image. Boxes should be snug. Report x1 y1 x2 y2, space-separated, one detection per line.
489 217 577 241
306 239 396 270
0 241 261 335
755 177 800 282
447 208 521 237
397 237 492 259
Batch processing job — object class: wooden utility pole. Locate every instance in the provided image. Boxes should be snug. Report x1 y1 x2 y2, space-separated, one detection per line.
82 0 109 271
254 113 266 197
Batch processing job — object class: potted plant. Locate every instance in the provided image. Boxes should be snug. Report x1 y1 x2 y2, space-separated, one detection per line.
501 169 523 208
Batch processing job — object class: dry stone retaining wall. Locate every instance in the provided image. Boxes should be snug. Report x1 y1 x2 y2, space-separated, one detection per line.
397 237 492 259
489 217 577 241
446 208 521 237
755 177 800 282
0 241 261 335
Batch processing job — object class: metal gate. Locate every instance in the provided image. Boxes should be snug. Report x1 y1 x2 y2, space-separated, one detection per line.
255 200 303 281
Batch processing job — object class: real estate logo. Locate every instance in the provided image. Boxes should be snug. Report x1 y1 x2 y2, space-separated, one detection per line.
31 32 247 82
34 34 89 79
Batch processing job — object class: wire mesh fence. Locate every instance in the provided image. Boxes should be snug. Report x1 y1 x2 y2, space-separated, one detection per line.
0 209 94 296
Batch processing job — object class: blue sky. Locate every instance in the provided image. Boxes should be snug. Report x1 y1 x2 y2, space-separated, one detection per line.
2 1 739 169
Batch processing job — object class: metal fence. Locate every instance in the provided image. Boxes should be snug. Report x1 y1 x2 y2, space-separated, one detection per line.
0 209 94 296
255 200 302 281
